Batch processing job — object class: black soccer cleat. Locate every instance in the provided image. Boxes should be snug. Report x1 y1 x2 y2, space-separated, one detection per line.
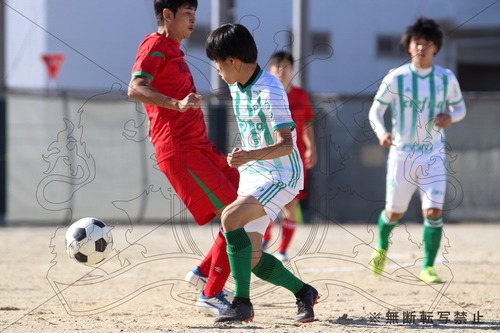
213 297 254 323
294 284 320 323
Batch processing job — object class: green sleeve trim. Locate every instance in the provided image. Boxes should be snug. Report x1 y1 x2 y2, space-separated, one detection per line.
132 71 154 81
449 97 464 106
149 51 166 59
305 119 314 125
375 98 390 105
273 122 296 132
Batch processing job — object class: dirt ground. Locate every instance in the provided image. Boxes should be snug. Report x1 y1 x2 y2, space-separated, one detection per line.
1 221 499 333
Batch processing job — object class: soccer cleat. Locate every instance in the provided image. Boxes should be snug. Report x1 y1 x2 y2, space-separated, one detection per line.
294 284 319 323
185 267 235 302
275 252 289 262
185 267 207 290
369 248 387 275
419 266 443 283
213 297 254 323
196 291 232 316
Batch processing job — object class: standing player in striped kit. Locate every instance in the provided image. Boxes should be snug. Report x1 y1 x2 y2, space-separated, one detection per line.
368 17 466 283
206 23 319 324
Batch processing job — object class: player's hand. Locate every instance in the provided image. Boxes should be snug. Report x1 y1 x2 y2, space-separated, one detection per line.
379 132 393 148
434 113 452 128
227 147 249 168
304 148 317 169
177 93 202 112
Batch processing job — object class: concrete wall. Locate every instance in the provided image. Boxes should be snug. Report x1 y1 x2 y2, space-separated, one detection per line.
6 90 499 225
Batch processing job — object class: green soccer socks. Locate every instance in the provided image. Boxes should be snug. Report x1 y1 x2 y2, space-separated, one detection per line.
224 228 253 299
422 217 443 268
252 252 304 294
377 210 398 250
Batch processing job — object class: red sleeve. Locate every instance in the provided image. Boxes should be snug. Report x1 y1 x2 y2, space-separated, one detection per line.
131 35 167 82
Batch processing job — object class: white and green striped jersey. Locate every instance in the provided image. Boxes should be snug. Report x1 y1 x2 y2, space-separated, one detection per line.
374 64 464 149
229 69 303 190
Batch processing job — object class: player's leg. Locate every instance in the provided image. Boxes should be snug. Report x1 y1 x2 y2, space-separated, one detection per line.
159 149 237 313
215 196 267 323
419 168 446 283
377 210 402 250
371 150 414 275
419 208 443 283
195 152 240 296
192 227 234 315
199 228 232 297
247 189 318 323
217 199 317 323
185 252 211 290
251 250 318 323
370 209 400 275
246 218 304 295
189 150 239 312
192 157 236 299
220 195 267 298
276 197 299 261
262 222 273 250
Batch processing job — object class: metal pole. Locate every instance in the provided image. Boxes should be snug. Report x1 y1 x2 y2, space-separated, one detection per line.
210 0 234 93
292 0 310 89
209 0 234 154
0 2 6 226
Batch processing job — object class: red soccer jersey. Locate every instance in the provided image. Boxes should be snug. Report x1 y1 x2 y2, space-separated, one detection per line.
287 86 314 160
131 33 208 162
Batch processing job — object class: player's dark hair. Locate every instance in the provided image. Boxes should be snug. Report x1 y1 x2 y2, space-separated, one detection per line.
154 0 197 26
269 51 294 67
206 23 258 64
401 17 443 54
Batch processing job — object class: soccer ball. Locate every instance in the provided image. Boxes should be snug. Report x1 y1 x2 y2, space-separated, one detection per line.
65 217 113 265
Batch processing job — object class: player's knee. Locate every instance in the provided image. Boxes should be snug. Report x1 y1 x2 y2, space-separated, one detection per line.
386 210 404 221
220 206 248 231
220 212 238 231
424 208 442 219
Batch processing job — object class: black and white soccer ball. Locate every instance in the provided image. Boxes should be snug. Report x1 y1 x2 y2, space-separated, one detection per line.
65 217 113 265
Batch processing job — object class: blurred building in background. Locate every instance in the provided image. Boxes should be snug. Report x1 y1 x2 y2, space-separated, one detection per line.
5 0 500 93
2 0 500 224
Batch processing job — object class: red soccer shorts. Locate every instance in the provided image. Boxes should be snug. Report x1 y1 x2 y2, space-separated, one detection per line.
157 143 239 225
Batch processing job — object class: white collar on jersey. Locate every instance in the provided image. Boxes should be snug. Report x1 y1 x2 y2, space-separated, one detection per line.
410 64 433 77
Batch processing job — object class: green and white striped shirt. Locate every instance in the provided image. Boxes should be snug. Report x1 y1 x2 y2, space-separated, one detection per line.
373 64 464 149
229 69 303 190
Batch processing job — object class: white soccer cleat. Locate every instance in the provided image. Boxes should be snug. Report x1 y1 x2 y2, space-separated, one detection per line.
275 252 289 262
196 291 232 316
184 267 208 290
185 267 234 303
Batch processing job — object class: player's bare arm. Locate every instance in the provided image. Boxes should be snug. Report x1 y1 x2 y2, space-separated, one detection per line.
227 127 294 168
379 132 393 148
303 124 317 168
128 76 202 112
368 100 393 148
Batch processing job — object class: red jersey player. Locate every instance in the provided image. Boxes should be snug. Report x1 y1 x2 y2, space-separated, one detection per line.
264 51 317 261
128 0 237 315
